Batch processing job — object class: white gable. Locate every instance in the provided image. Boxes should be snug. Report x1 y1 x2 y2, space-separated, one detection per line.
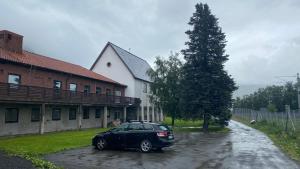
92 45 135 97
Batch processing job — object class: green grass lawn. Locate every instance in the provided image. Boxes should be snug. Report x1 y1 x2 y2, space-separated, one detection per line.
233 116 300 162
162 117 203 127
162 117 229 133
0 128 109 169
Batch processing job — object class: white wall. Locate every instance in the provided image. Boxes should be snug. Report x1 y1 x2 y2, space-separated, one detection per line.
135 79 151 107
92 45 136 97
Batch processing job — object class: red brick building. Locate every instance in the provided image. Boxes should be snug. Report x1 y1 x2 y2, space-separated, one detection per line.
0 30 140 136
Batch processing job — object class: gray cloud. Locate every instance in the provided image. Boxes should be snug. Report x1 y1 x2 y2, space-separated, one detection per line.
1 0 300 90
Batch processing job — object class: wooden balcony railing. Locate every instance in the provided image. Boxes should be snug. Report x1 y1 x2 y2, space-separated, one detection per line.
0 82 141 106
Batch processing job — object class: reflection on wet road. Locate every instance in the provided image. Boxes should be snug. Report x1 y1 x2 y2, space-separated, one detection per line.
45 121 300 169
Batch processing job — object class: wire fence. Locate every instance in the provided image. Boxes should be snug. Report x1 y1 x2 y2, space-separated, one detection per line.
233 107 300 135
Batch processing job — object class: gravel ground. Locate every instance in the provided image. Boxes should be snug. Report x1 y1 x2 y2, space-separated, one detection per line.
45 121 300 169
0 151 34 169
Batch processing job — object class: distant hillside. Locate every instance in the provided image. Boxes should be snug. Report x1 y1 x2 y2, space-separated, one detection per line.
233 84 266 98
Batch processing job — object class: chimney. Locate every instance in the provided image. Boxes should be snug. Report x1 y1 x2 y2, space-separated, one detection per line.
0 30 23 54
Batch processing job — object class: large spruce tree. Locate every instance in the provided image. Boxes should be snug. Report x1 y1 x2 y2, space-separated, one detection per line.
181 3 236 131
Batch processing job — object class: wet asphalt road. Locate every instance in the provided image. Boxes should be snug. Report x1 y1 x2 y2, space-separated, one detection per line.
0 151 34 169
45 121 300 169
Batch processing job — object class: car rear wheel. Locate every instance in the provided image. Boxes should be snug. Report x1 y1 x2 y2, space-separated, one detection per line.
96 138 106 150
140 140 152 153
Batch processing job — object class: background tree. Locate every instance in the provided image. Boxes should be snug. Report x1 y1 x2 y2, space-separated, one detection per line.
147 52 183 126
233 82 298 111
181 3 236 131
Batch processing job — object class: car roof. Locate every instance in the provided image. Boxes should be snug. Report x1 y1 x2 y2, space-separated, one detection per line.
123 121 160 125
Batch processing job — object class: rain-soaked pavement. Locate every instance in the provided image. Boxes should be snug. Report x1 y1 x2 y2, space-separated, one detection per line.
45 121 300 169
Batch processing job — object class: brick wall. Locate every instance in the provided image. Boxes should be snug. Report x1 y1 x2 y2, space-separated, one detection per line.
0 61 125 96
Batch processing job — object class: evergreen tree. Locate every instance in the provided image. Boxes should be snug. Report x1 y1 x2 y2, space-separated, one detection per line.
181 3 236 130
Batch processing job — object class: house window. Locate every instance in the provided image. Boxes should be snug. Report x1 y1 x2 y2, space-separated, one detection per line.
5 108 19 123
0 34 4 39
96 87 102 94
69 108 76 120
106 89 112 96
115 90 121 96
143 82 147 93
106 62 111 67
84 85 90 94
53 80 62 89
69 83 77 92
31 108 40 122
83 108 89 119
114 112 120 120
8 74 21 84
115 90 121 103
52 108 61 121
95 109 101 118
7 34 12 40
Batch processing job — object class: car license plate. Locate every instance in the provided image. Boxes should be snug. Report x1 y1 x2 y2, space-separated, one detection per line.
168 135 173 139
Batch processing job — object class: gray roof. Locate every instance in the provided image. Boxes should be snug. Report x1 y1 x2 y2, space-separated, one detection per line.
109 42 152 82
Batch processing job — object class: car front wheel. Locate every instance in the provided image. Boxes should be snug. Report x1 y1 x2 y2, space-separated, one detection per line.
96 138 106 150
140 140 152 153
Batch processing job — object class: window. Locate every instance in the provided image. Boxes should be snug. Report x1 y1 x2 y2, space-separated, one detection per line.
128 123 144 131
5 108 19 123
69 108 76 120
84 85 90 94
31 108 40 122
106 62 111 67
143 82 147 93
106 89 112 96
83 108 89 119
0 34 4 39
96 87 102 94
114 112 120 120
112 124 129 132
115 90 121 96
69 83 77 92
7 34 12 40
143 124 154 130
115 90 121 103
8 74 21 84
95 109 101 118
52 108 61 121
53 80 62 89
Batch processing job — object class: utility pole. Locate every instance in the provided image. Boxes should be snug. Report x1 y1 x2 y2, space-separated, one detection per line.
297 73 300 110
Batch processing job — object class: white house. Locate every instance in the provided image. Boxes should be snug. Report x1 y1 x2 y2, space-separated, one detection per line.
90 42 163 122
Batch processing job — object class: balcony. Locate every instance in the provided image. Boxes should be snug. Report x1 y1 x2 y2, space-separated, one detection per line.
0 82 141 107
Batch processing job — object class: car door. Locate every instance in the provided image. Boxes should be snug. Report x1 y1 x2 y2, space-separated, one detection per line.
107 124 128 148
125 123 144 148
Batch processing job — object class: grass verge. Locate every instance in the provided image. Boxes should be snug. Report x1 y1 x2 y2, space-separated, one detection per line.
0 128 109 169
233 116 300 162
163 117 230 133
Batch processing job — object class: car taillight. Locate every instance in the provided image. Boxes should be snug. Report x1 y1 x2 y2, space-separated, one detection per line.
157 131 168 137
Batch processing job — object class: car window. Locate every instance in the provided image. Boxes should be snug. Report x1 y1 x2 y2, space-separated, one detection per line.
158 125 169 131
143 124 154 130
128 123 143 131
112 124 128 132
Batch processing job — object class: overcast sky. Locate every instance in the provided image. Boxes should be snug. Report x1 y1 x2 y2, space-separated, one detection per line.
1 0 300 90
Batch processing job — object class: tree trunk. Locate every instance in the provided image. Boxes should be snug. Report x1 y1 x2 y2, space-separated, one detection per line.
203 113 209 132
171 110 176 127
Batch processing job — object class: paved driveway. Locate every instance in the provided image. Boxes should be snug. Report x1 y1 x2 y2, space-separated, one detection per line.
45 121 300 169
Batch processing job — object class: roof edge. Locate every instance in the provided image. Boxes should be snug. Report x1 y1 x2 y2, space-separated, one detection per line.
90 42 110 70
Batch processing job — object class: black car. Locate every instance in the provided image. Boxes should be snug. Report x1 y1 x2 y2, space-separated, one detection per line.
92 122 174 152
